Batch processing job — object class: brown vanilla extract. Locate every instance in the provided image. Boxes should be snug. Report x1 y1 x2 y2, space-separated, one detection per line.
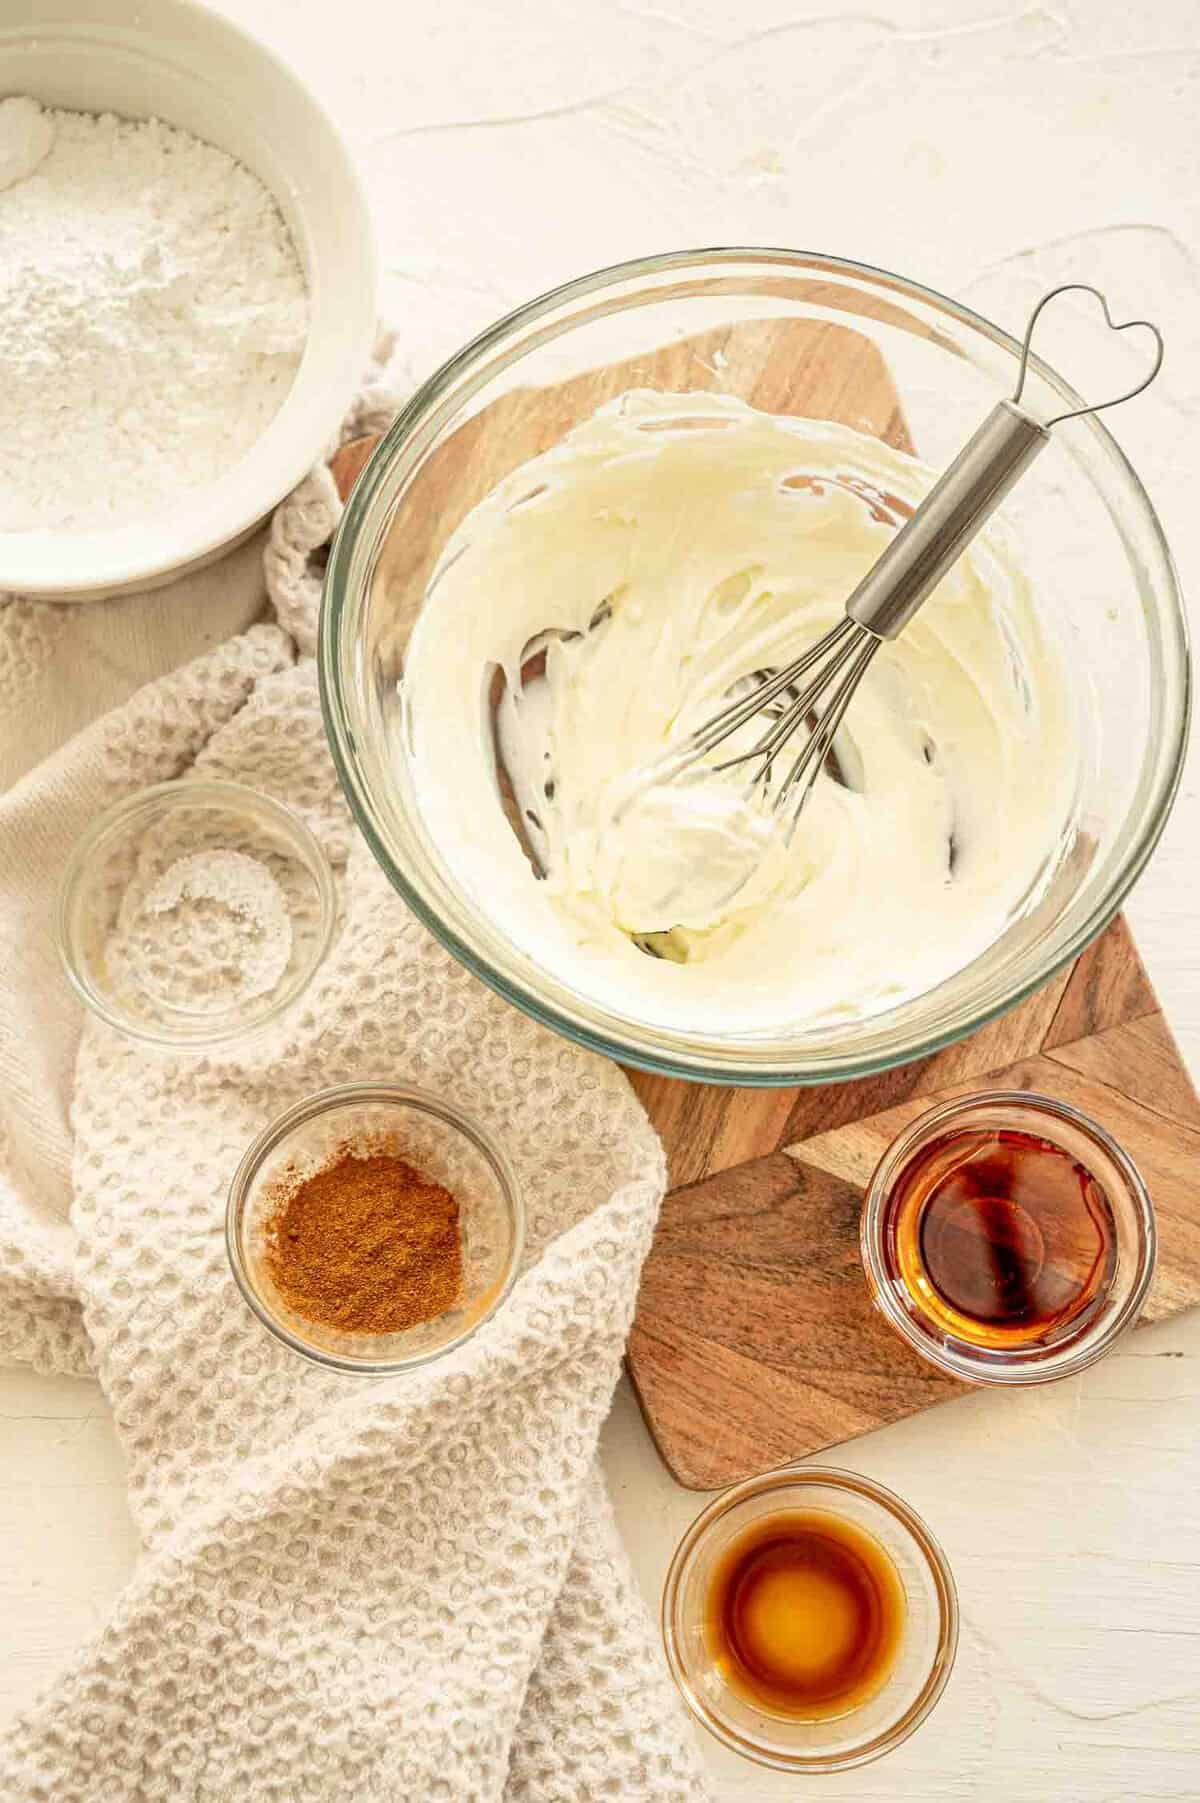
705 1511 905 1719
883 1125 1118 1349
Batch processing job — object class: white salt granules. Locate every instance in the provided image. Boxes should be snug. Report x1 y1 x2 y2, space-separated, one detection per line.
0 96 308 532
140 850 294 1008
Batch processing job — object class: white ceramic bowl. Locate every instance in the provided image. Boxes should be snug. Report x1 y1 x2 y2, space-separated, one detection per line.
0 0 376 600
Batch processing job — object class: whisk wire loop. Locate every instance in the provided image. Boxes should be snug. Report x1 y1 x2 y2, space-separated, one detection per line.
711 617 867 776
776 628 880 833
689 616 857 758
1011 282 1164 428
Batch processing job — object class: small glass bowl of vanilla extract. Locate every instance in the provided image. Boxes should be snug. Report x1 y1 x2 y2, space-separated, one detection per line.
861 1090 1156 1385
662 1467 958 1773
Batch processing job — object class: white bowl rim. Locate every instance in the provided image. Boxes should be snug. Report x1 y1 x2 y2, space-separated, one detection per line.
0 0 377 598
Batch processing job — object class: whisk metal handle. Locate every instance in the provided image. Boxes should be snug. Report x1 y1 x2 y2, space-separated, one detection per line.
839 402 1045 641
845 282 1164 643
845 400 1049 641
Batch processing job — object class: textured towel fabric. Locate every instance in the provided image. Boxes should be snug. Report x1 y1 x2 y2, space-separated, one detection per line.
0 349 710 1800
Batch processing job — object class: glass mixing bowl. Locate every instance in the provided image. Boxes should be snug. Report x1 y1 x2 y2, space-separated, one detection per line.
320 250 1189 1085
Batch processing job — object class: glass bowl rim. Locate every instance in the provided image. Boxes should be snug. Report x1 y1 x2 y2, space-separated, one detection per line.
859 1087 1157 1384
225 1079 527 1375
56 777 338 1048
660 1461 960 1773
320 245 1191 1088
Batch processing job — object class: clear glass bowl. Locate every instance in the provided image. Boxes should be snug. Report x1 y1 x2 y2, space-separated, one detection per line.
661 1465 958 1773
58 779 336 1046
320 249 1190 1085
860 1089 1156 1384
226 1082 525 1374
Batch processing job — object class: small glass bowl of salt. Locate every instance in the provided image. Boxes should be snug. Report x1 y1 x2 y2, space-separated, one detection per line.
58 780 336 1047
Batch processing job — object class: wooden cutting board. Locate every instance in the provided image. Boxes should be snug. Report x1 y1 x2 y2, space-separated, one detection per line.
626 917 1200 1489
330 314 1200 1493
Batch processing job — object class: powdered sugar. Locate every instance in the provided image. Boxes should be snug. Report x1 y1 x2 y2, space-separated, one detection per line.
0 96 54 189
0 98 307 531
136 849 294 1009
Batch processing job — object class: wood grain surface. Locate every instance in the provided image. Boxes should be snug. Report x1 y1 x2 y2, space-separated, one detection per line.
627 917 1200 1488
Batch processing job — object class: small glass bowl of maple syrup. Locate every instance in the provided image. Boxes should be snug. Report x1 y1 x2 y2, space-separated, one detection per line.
861 1090 1156 1385
661 1466 958 1773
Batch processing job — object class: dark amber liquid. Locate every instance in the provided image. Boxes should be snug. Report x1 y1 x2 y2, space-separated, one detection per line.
706 1511 905 1719
883 1126 1117 1349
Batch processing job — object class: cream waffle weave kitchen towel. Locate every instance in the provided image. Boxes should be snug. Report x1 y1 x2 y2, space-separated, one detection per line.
0 348 710 1800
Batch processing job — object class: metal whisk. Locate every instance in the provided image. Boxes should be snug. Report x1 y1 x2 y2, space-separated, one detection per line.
678 284 1164 831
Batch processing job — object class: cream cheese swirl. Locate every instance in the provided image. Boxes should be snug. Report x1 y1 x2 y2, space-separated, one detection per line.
404 392 1078 1035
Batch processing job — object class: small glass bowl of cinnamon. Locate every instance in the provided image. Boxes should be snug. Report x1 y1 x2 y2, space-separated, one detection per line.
226 1083 525 1373
860 1090 1156 1385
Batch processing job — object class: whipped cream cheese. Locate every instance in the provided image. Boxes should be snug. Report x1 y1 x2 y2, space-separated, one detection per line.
404 392 1078 1036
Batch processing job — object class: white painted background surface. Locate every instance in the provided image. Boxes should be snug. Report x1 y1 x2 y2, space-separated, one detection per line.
3 1 1200 1797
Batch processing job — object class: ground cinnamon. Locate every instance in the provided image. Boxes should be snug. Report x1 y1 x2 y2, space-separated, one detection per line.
263 1148 462 1334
